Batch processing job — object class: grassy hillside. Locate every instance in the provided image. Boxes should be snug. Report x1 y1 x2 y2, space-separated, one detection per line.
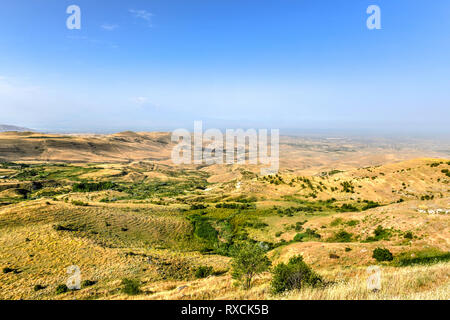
0 137 448 300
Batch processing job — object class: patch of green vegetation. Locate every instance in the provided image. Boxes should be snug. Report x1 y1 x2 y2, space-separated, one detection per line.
328 230 353 243
121 178 208 199
121 278 141 295
393 249 450 266
190 203 208 210
294 220 307 231
52 224 86 232
372 247 393 262
73 181 117 192
55 284 69 294
404 231 413 239
364 225 392 242
421 194 434 201
81 280 97 288
2 267 19 274
340 181 355 193
33 284 46 291
338 203 359 212
294 228 321 242
188 214 218 243
441 169 450 177
231 243 271 289
429 162 442 167
345 220 359 227
216 202 255 210
330 218 343 226
361 200 381 211
71 200 89 206
244 220 268 229
271 255 323 294
195 266 214 279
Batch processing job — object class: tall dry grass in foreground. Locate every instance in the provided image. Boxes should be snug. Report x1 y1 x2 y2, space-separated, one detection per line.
283 263 450 300
140 262 449 300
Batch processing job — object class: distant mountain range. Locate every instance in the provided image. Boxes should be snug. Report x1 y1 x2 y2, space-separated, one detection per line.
0 124 34 132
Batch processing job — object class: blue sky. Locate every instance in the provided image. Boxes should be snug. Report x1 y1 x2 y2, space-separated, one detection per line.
0 0 449 134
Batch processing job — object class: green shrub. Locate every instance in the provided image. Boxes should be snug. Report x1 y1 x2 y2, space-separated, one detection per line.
340 181 355 193
271 255 323 294
330 218 343 226
55 284 69 294
346 220 359 227
404 231 413 239
121 278 141 295
294 228 321 242
372 248 394 262
34 284 46 291
81 280 96 288
292 220 307 231
328 230 353 242
2 267 14 274
190 204 207 210
195 266 213 278
365 225 391 242
71 200 89 206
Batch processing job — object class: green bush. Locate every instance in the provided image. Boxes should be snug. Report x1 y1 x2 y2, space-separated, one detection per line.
330 218 343 227
365 225 391 242
81 280 96 288
195 266 213 279
372 248 394 262
190 204 207 210
2 267 14 274
34 284 46 291
121 278 141 295
294 228 321 242
346 220 359 227
328 230 353 242
71 200 89 206
271 255 323 294
404 231 413 239
55 284 69 294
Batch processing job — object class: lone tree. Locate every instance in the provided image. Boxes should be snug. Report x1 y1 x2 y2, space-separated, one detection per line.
232 243 271 289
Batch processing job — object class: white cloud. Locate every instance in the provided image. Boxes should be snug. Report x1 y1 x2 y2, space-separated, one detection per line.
131 96 149 105
129 9 154 26
101 24 119 31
